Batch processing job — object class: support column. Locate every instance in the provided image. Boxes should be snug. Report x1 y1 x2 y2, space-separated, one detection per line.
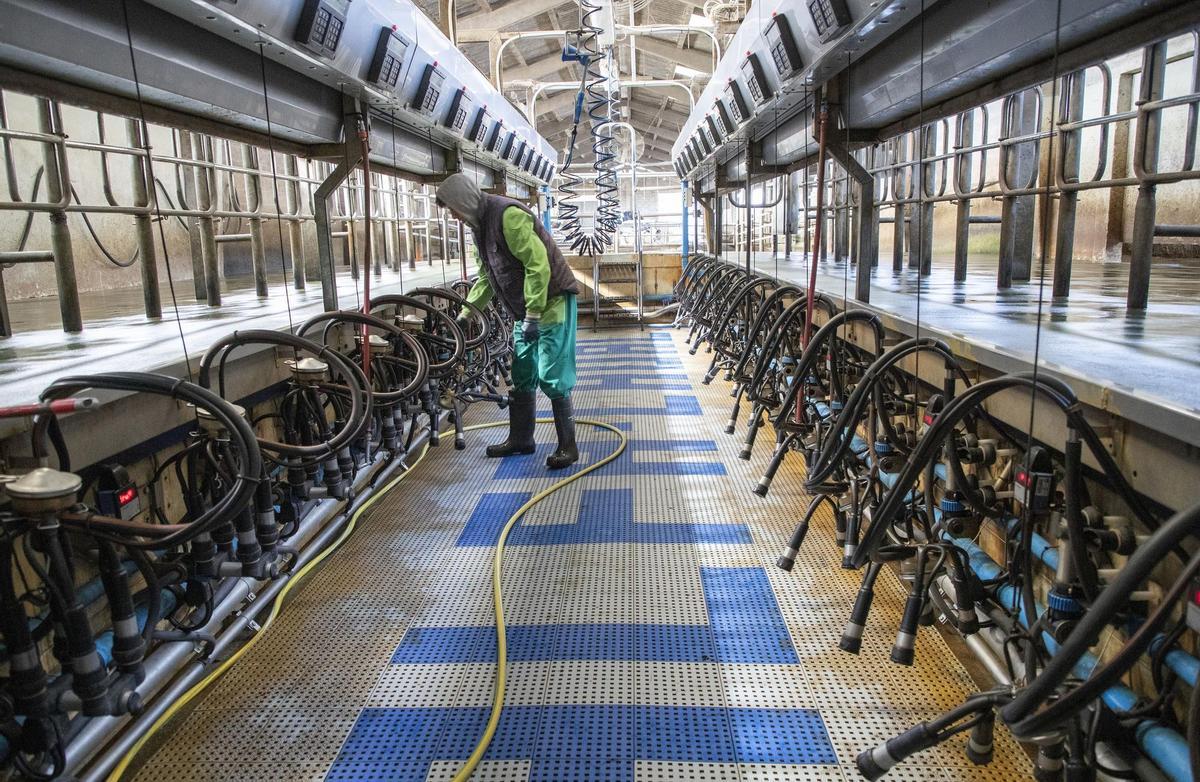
177 132 207 300
128 118 161 318
892 139 905 272
952 114 974 281
194 134 221 306
1128 41 1166 310
287 154 307 290
827 140 877 303
241 144 269 297
1053 71 1085 299
38 99 81 332
681 180 690 266
998 88 1040 287
314 134 364 310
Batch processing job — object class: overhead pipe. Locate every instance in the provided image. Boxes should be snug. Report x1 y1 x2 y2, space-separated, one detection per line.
495 26 720 93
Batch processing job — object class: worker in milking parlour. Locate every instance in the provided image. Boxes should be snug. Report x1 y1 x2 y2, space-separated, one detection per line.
436 173 582 469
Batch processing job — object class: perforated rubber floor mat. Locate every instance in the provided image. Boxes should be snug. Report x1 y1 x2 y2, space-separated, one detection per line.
134 327 1032 782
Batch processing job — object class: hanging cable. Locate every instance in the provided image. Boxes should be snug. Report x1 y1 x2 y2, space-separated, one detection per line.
118 0 194 379
255 41 297 335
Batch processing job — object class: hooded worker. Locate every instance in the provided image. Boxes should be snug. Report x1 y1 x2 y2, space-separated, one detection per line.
436 173 581 469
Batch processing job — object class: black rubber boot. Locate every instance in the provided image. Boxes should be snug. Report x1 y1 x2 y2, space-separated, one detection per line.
546 395 579 470
486 389 536 457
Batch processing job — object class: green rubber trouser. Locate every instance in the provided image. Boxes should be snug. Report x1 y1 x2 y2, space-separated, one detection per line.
511 293 577 400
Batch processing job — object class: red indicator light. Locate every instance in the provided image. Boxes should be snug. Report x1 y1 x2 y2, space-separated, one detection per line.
923 414 934 425
117 486 137 506
1016 471 1029 486
392 24 398 31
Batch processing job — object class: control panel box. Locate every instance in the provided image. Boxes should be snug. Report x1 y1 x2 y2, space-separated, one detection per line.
468 106 490 145
807 0 853 43
764 12 803 79
500 131 516 161
485 120 505 152
724 79 750 126
444 87 473 135
513 140 527 166
295 0 350 58
366 26 413 91
411 63 446 117
707 111 727 142
740 53 772 105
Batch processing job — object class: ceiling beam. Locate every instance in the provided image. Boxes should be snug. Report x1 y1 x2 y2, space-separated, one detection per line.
457 0 570 37
633 36 714 74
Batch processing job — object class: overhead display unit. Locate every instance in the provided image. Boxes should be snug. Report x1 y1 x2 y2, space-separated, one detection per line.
468 106 491 145
295 0 350 58
806 0 853 42
764 12 804 79
724 79 750 126
707 111 728 142
500 131 517 161
444 87 473 135
366 26 413 91
412 62 446 117
740 53 772 105
485 120 505 152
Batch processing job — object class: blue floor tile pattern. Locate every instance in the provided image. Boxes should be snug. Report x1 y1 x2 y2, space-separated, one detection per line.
390 565 793 664
457 487 746 546
329 705 835 781
133 330 1032 782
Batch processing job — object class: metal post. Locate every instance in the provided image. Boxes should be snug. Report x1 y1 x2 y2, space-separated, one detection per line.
827 140 876 303
240 144 268 297
681 179 689 267
1104 71 1136 259
314 118 364 310
287 154 306 290
458 221 467 280
915 126 935 275
128 118 161 318
1053 71 1085 299
953 115 974 281
176 131 207 300
38 99 82 332
714 196 723 258
194 134 221 306
834 173 850 262
1128 41 1167 310
744 172 752 273
892 139 905 272
998 88 1040 287
784 171 793 258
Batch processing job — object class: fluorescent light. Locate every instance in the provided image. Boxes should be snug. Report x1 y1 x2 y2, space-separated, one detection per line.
687 13 713 27
675 64 706 79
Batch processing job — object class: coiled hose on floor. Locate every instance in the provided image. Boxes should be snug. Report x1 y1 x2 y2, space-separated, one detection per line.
107 417 626 781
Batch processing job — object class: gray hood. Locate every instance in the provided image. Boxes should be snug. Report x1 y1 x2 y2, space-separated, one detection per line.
436 173 483 230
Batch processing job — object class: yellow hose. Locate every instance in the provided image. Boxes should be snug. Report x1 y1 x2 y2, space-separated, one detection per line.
107 417 626 782
450 417 626 782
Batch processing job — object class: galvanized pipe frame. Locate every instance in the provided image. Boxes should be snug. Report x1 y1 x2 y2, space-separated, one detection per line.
737 31 1200 308
0 92 460 332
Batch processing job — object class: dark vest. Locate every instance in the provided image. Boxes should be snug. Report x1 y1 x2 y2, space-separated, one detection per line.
474 195 579 320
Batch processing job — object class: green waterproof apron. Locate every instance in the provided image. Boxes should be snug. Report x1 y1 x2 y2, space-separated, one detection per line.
510 293 577 400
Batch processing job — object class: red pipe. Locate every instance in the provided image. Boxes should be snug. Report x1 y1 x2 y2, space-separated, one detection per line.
797 102 829 426
803 101 829 348
0 398 98 419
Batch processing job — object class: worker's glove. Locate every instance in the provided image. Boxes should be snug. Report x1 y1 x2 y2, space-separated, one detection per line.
521 317 540 343
454 310 470 333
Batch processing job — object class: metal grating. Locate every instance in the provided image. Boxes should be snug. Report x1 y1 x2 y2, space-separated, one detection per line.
133 327 1031 782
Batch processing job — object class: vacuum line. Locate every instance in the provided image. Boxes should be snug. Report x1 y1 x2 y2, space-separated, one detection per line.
107 438 441 781
107 417 625 781
451 417 627 782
